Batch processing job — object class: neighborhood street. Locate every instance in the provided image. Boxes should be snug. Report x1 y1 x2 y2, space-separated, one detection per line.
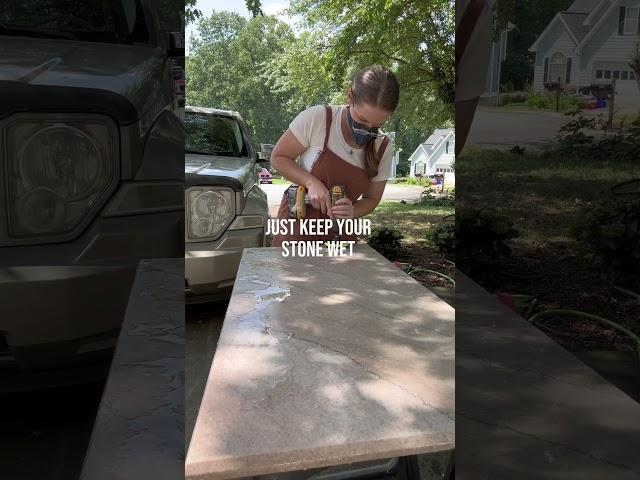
185 302 226 447
466 107 571 151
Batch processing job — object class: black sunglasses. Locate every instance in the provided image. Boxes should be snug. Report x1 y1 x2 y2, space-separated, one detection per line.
347 105 388 139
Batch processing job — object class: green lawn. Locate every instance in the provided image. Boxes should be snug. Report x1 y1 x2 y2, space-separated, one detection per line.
456 147 640 247
389 181 431 187
456 147 639 355
366 201 453 245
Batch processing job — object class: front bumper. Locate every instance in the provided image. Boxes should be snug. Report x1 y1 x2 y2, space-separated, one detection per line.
185 227 264 302
0 264 135 372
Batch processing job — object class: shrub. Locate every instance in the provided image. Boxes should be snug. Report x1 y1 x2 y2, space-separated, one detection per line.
419 186 455 207
367 226 404 259
526 92 585 113
408 177 432 186
526 92 552 110
578 197 640 284
500 92 527 105
559 94 586 112
427 221 455 257
456 209 518 261
556 114 640 161
556 114 595 155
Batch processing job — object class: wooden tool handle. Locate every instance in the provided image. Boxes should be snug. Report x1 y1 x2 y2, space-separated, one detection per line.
296 186 306 219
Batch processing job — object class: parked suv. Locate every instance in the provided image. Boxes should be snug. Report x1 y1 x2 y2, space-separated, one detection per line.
0 1 183 383
185 106 269 303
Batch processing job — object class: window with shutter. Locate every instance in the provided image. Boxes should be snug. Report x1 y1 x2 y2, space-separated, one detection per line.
619 6 626 35
549 53 566 83
565 58 572 84
625 7 639 34
544 57 549 82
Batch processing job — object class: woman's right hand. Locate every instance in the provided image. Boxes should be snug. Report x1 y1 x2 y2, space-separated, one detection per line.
305 177 333 217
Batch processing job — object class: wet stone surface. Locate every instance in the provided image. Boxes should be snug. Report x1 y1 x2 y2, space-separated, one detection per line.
80 259 184 480
186 245 455 479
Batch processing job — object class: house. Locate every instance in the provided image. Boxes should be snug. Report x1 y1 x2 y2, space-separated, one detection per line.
408 129 455 178
529 0 640 105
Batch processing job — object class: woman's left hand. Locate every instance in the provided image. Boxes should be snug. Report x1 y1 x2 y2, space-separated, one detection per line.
330 197 354 219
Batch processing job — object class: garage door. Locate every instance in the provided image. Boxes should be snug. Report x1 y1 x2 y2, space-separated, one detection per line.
593 64 640 105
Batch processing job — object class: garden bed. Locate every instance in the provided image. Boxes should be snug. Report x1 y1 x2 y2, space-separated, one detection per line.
456 147 640 357
365 200 455 290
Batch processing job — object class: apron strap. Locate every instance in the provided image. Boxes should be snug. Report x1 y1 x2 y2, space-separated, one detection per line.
377 136 390 158
323 105 332 149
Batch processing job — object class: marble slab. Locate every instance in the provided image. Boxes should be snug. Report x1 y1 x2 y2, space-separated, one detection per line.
80 259 184 480
186 245 455 479
456 271 640 479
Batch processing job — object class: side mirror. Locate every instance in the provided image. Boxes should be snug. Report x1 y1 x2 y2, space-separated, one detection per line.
166 32 185 57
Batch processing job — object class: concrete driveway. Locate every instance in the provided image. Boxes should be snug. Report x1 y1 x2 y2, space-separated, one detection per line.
466 106 571 151
186 301 226 447
261 182 424 217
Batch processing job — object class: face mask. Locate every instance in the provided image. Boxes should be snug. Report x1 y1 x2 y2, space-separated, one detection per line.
346 105 372 147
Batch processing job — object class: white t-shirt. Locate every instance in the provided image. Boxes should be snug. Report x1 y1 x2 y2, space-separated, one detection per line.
288 104 394 182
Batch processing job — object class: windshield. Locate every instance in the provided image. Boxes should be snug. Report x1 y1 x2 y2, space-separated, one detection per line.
185 112 249 158
0 0 150 44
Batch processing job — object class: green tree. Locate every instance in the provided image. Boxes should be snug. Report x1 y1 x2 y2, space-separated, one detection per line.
186 0 202 25
188 2 453 162
245 0 263 17
289 0 454 113
265 28 339 116
493 0 574 90
187 12 295 147
280 0 454 167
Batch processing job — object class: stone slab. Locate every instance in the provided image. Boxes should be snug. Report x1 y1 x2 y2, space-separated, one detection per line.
456 271 640 479
80 259 184 480
186 245 455 479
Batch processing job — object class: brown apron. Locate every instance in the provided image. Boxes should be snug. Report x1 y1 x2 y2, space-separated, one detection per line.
271 105 389 246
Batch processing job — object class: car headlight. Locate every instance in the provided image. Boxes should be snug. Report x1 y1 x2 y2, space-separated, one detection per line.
5 115 117 238
186 187 235 241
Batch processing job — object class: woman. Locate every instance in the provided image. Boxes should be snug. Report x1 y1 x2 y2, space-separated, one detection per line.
270 64 400 246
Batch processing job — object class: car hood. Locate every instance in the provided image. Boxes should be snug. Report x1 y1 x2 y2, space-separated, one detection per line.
0 36 166 120
185 154 256 193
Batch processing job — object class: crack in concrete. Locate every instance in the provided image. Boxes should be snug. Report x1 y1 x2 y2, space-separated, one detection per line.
278 281 452 339
457 348 605 393
238 258 454 424
457 412 640 474
266 326 455 423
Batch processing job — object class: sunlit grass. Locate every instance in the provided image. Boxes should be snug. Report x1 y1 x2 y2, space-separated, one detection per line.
456 148 640 247
367 201 453 244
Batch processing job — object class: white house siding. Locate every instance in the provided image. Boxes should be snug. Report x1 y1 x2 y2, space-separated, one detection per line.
432 153 456 175
580 1 640 102
408 133 455 178
409 149 428 177
579 57 594 86
533 20 579 91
